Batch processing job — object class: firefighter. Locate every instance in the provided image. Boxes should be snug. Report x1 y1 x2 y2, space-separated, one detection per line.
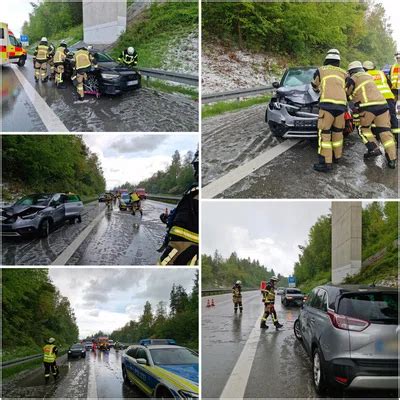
159 151 199 266
117 46 138 68
33 37 51 82
388 51 400 101
311 49 348 172
346 61 397 168
53 41 69 88
232 280 243 314
72 45 96 101
260 276 283 330
363 61 399 143
48 43 56 80
43 337 59 383
130 191 143 216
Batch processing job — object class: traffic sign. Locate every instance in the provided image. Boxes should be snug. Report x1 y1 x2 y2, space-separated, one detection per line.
288 276 296 287
20 35 29 45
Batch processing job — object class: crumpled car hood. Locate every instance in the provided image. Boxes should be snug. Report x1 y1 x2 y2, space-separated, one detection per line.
276 84 320 105
1 205 46 217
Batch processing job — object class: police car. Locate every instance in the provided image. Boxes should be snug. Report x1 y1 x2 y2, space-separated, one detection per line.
121 339 199 398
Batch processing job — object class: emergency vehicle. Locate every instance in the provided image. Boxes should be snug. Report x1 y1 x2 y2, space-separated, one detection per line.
1 22 27 67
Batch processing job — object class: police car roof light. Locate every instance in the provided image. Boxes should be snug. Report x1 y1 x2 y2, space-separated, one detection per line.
139 339 176 346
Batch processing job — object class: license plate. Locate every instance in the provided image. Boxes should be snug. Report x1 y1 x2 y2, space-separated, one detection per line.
127 80 138 86
294 120 317 128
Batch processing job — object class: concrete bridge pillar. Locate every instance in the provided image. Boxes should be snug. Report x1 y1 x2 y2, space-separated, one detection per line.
83 0 127 45
331 202 362 284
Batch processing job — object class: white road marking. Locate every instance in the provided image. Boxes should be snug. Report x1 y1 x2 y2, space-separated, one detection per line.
87 356 98 399
220 315 262 399
51 209 105 265
11 65 69 132
202 139 300 198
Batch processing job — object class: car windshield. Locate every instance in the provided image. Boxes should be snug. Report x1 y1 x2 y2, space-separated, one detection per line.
283 68 316 87
150 348 198 365
95 52 114 62
286 289 302 294
338 292 398 323
15 194 51 206
121 194 130 201
71 344 83 350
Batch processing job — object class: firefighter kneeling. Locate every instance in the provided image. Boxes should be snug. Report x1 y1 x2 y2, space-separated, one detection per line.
260 276 283 330
72 45 96 101
43 337 59 383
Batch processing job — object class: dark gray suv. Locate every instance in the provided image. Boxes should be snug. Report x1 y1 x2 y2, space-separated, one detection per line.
294 284 399 395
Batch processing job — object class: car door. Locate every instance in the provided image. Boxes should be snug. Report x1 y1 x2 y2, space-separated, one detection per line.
64 194 83 218
133 348 154 395
50 194 65 223
300 288 318 354
309 289 331 356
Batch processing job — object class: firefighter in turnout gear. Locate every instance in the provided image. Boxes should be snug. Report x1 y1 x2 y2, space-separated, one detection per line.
311 49 347 172
232 280 243 314
33 37 51 82
130 191 143 216
72 46 96 101
43 337 59 383
346 61 397 168
118 47 138 68
363 61 399 143
48 43 56 80
389 51 400 101
260 276 283 330
53 41 69 88
159 151 199 266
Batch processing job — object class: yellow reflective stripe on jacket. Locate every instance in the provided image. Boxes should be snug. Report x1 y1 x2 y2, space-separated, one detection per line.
170 226 199 243
360 100 388 107
392 128 400 134
36 45 49 61
75 50 91 69
367 70 395 99
320 98 347 105
43 344 56 362
54 47 65 63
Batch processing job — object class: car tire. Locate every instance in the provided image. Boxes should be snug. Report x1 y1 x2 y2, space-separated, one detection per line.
77 215 82 223
122 366 130 385
312 347 327 395
38 219 50 238
294 319 302 341
283 299 287 307
17 57 26 67
156 387 174 399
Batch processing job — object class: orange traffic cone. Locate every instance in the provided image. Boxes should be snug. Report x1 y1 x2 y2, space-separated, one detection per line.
211 299 215 307
206 299 211 308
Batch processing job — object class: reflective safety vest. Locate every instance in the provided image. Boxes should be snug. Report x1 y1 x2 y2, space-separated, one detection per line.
43 344 56 363
390 64 399 90
36 44 49 61
169 226 199 244
54 47 66 64
74 49 91 70
263 285 275 304
367 69 395 100
120 52 136 65
348 72 387 108
315 65 347 106
130 193 140 202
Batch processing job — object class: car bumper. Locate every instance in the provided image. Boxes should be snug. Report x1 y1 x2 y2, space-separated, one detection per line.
100 75 141 95
1 218 41 236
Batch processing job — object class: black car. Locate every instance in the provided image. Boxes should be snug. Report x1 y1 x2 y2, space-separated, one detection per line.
64 50 141 96
68 343 86 359
98 193 106 202
281 287 306 306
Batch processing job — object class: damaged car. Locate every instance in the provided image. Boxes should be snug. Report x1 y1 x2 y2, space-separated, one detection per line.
0 193 83 238
266 67 354 139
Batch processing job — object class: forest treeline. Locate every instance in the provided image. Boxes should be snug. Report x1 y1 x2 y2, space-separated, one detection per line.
202 1 396 66
114 150 196 195
109 273 199 349
202 251 288 289
2 269 79 361
2 135 105 198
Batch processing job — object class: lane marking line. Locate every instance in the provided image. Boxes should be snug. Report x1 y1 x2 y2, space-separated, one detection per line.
202 139 300 198
51 209 105 265
220 315 262 399
11 65 69 132
87 355 98 399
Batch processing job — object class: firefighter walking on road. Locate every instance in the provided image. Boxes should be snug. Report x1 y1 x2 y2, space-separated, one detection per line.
261 276 283 330
72 45 96 101
33 37 51 82
311 49 348 172
346 61 397 168
118 47 138 68
53 41 69 88
232 280 243 313
43 337 59 383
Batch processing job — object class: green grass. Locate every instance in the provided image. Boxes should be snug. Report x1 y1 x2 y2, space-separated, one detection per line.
144 79 198 100
1 345 41 362
1 357 43 381
202 94 271 119
298 270 331 295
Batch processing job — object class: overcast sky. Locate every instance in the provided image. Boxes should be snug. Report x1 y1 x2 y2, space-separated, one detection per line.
48 268 196 339
82 134 197 190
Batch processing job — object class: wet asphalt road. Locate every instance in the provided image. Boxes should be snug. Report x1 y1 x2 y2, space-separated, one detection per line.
2 200 172 266
202 291 398 399
1 59 198 132
202 105 398 199
2 349 143 399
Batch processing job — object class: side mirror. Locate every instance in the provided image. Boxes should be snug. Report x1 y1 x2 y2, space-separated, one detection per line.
272 81 280 89
136 358 147 365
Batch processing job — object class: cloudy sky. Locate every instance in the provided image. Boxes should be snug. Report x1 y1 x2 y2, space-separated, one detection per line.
82 134 197 190
48 268 196 339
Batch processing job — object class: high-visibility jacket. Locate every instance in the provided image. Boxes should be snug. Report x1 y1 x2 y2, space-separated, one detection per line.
312 65 347 106
130 193 140 202
43 344 56 363
262 284 276 304
118 50 137 66
54 47 67 64
74 49 91 70
347 72 387 108
35 44 50 61
390 63 399 90
367 69 395 100
232 286 242 300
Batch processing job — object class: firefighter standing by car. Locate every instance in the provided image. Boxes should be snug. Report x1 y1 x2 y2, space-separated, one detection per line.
118 46 138 68
363 61 399 144
346 61 397 168
261 276 283 330
311 49 347 172
72 45 96 101
53 41 69 88
33 37 52 82
48 43 56 80
388 51 400 102
159 151 199 266
130 191 143 216
43 337 59 383
232 280 243 314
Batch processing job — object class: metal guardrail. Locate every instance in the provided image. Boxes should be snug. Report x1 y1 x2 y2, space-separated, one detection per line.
1 353 42 368
202 85 274 104
202 288 259 296
140 68 198 87
147 194 181 201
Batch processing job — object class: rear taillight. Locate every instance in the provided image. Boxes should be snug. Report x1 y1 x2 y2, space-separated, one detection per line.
335 376 348 384
327 310 370 332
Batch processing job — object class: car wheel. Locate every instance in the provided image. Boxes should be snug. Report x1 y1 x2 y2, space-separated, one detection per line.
312 347 327 395
77 215 82 223
17 57 26 67
283 299 287 307
86 74 99 93
122 366 130 385
294 319 302 341
156 387 174 399
38 219 50 238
